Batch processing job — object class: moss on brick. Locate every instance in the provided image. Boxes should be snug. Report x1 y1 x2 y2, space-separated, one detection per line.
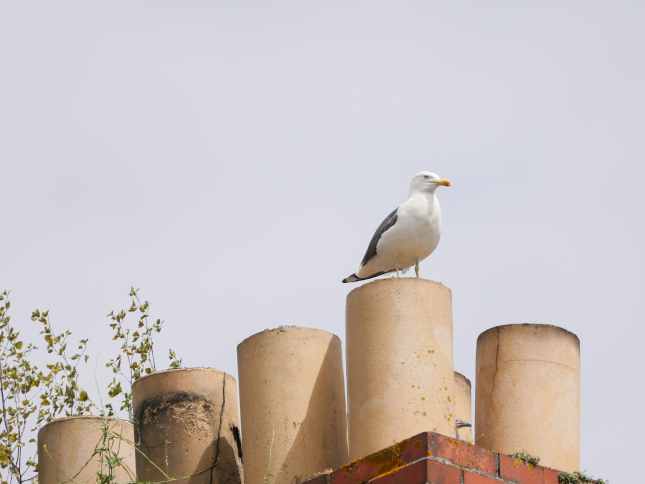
558 471 606 484
510 451 540 467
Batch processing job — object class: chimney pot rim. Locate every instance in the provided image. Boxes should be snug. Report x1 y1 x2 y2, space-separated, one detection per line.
237 325 341 350
346 277 449 297
131 366 236 389
477 323 580 344
37 415 132 437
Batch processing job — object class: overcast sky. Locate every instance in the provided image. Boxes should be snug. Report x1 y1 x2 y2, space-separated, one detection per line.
2 2 643 482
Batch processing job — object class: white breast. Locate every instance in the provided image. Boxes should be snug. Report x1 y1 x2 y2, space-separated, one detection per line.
358 193 441 276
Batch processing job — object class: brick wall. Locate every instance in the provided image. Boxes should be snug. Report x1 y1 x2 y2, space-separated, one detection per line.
304 432 564 484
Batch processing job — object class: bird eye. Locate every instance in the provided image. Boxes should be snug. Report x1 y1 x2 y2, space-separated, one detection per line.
423 175 430 179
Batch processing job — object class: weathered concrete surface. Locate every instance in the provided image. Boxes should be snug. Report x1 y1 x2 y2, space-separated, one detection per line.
454 371 473 443
133 367 242 484
476 323 580 472
346 278 455 461
38 416 135 484
238 326 348 484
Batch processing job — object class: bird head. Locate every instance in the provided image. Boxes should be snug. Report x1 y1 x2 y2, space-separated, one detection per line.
410 171 452 194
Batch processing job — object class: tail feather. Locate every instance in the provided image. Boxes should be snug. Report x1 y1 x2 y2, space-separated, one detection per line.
342 271 387 283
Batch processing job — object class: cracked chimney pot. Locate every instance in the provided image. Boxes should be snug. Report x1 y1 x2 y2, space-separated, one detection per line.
346 279 455 461
475 323 580 472
132 367 243 484
237 326 348 484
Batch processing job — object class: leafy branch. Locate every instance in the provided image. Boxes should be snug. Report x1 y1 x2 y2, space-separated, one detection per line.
105 287 182 419
0 290 93 484
0 286 184 483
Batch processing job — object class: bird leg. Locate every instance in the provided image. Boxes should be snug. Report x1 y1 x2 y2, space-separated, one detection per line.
415 260 420 278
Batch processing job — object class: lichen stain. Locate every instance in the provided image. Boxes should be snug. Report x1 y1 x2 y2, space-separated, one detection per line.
338 442 407 481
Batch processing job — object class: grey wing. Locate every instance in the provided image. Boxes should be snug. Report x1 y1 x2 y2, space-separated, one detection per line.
360 208 398 267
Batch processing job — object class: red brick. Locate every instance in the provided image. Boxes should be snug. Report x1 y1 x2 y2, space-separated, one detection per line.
326 432 499 484
426 461 462 484
304 474 330 484
463 470 504 484
330 433 429 484
369 460 462 484
427 432 498 475
500 455 544 484
369 460 427 484
303 433 574 484
542 467 561 484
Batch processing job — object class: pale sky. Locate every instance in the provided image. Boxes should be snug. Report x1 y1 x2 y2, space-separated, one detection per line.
2 2 644 482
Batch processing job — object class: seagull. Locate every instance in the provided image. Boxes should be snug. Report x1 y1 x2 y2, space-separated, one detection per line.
342 171 451 283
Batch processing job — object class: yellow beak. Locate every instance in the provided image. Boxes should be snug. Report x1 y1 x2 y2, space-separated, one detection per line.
434 178 452 187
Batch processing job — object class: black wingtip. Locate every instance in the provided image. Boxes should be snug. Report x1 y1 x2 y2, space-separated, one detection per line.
342 274 359 283
342 271 389 283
